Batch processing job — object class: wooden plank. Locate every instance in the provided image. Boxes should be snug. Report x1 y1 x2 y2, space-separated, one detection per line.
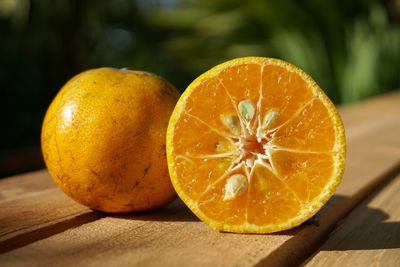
0 170 54 201
304 173 400 267
0 171 102 253
1 199 298 267
338 90 400 132
0 92 399 265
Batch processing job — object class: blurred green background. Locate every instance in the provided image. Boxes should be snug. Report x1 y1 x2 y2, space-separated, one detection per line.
1 0 400 177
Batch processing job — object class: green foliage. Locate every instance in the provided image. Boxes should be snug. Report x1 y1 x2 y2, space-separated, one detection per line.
0 0 399 150
143 0 400 103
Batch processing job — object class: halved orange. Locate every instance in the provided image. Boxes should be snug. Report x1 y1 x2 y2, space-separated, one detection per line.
166 57 345 233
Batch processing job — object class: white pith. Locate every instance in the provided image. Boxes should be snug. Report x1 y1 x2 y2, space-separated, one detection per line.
221 100 280 200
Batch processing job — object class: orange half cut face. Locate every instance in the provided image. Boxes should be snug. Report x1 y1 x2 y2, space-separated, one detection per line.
167 57 346 233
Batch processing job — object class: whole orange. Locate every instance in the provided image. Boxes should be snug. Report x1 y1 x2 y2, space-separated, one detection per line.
41 68 180 212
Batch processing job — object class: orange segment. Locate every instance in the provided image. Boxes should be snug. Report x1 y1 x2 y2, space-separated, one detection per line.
184 77 238 136
247 165 302 228
270 150 335 202
173 156 233 201
197 167 248 226
218 63 261 104
259 65 314 128
171 111 236 156
271 98 336 152
167 57 346 233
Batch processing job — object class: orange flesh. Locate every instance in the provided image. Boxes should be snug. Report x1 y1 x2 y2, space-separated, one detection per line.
169 61 343 231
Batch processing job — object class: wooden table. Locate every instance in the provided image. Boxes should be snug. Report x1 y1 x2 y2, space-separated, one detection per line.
1 91 399 266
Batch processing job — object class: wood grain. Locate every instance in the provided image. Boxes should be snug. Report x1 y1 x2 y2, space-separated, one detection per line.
0 170 54 201
338 90 400 132
0 199 300 267
0 92 399 266
0 171 102 253
304 173 400 267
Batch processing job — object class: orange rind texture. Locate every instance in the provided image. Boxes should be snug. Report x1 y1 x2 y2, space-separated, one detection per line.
42 68 180 212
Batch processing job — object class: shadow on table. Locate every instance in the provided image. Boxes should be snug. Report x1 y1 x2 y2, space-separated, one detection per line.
320 203 400 251
109 198 200 222
258 172 400 266
110 174 400 252
319 176 400 251
108 195 344 231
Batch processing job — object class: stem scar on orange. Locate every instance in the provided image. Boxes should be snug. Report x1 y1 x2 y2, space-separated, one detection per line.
41 68 180 213
166 57 346 233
